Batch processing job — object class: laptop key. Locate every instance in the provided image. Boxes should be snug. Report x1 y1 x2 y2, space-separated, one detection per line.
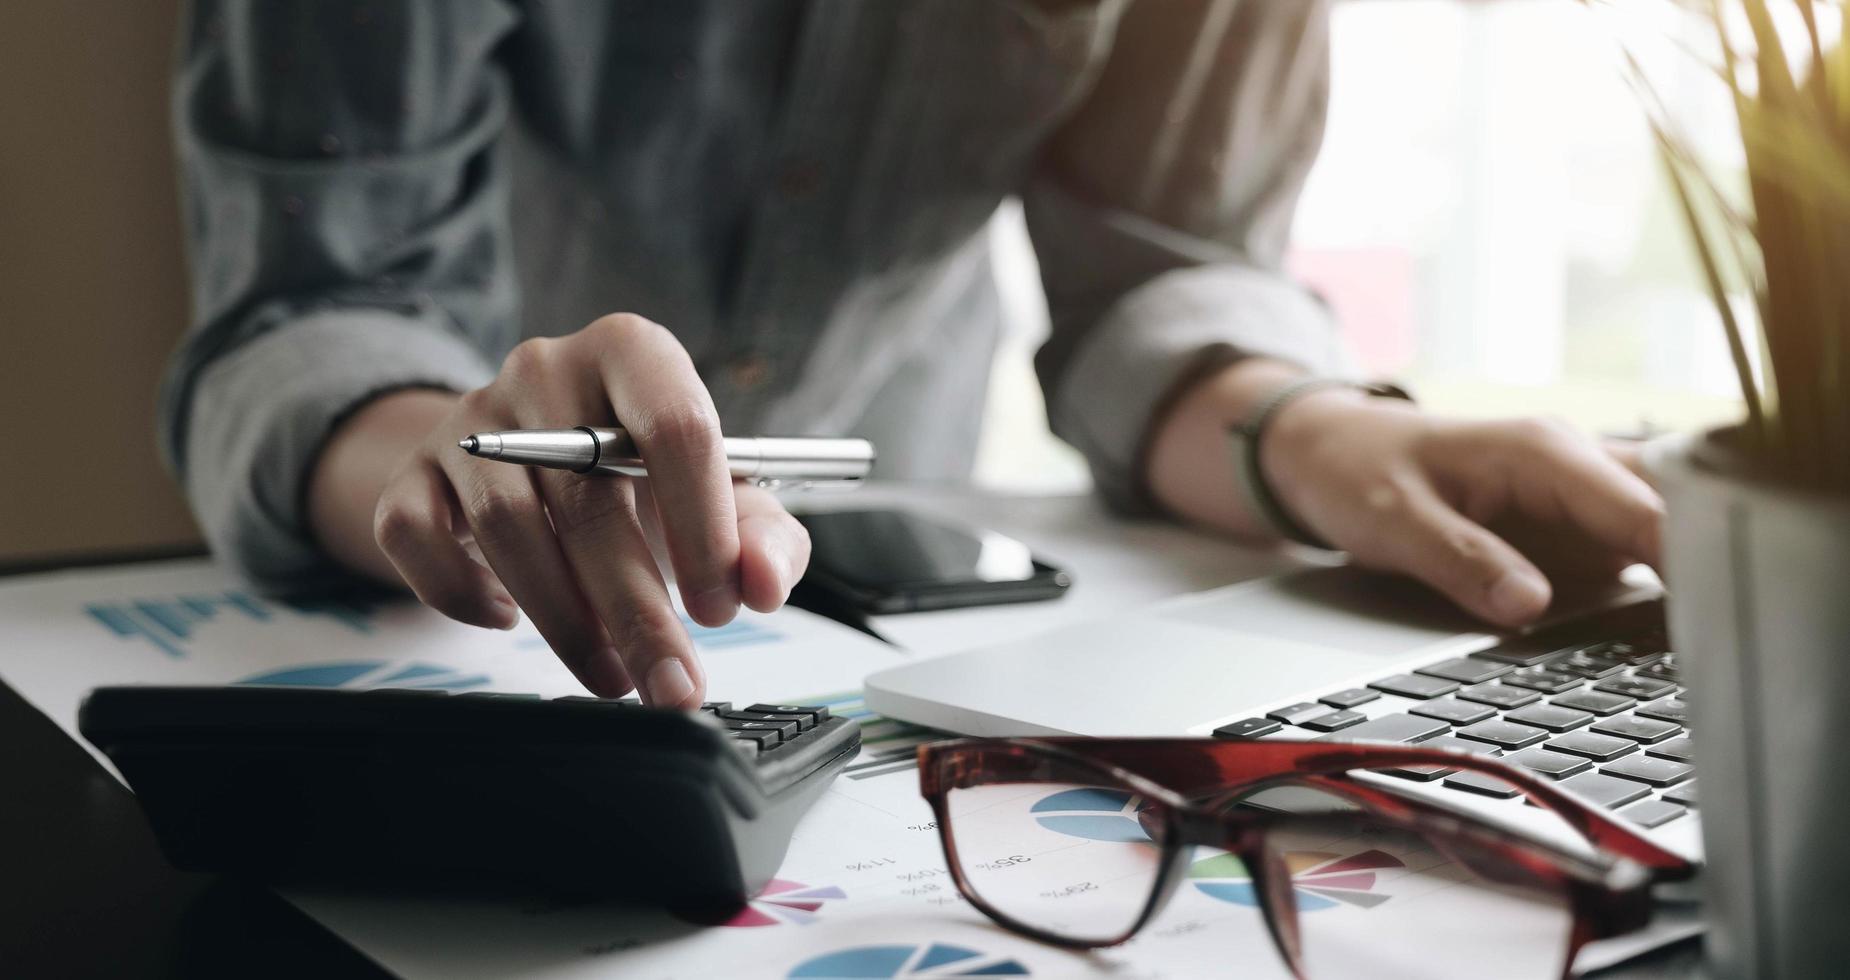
1504 704 1594 733
1559 771 1651 809
1299 709 1367 732
1368 674 1459 700
1457 683 1542 709
1266 702 1334 726
1455 719 1550 750
1621 799 1688 828
1590 715 1681 744
1503 668 1585 694
1594 675 1678 700
1662 780 1699 807
1416 658 1512 685
1546 731 1638 761
1555 649 1631 679
1505 748 1592 779
1319 688 1381 710
1602 754 1694 787
1445 769 1524 799
1635 697 1688 725
1381 735 1498 781
1646 735 1694 763
1636 660 1681 683
1213 718 1283 740
1550 689 1636 716
1408 698 1496 726
1316 713 1449 745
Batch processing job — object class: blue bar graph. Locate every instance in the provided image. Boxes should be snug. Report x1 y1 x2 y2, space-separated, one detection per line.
84 589 381 659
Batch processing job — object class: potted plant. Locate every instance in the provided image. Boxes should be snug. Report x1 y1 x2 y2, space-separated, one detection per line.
1620 2 1850 977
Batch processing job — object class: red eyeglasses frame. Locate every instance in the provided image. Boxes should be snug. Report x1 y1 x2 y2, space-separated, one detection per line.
917 737 1696 980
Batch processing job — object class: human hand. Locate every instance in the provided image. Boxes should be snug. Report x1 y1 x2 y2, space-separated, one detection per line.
365 315 810 706
1260 389 1663 627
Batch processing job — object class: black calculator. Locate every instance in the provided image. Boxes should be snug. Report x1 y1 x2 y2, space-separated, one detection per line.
78 686 861 905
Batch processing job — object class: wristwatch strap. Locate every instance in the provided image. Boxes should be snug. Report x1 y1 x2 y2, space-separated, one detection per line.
1229 379 1413 550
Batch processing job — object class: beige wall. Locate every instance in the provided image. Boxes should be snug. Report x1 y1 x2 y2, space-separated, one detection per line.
1 2 203 564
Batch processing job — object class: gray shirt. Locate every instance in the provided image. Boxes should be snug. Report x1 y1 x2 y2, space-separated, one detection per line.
164 0 1347 592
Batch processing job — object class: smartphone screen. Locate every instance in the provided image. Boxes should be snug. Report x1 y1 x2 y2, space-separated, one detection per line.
795 510 1070 613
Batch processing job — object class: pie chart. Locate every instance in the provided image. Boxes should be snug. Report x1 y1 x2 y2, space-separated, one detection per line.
1029 788 1151 843
789 943 1029 977
236 660 492 691
678 878 847 927
1188 849 1402 912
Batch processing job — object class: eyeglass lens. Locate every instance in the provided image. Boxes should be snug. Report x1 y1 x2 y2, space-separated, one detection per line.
941 764 1582 979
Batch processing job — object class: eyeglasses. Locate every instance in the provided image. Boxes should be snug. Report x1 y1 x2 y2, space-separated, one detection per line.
917 737 1695 980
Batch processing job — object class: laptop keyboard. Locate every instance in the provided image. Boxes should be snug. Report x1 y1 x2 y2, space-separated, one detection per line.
1212 598 1696 829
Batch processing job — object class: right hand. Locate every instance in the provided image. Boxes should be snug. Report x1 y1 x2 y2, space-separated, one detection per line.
337 314 811 708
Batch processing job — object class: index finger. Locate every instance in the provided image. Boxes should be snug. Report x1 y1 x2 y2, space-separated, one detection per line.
584 314 741 625
1491 421 1666 567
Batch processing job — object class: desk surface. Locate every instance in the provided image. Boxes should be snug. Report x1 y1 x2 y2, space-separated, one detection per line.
0 487 1706 978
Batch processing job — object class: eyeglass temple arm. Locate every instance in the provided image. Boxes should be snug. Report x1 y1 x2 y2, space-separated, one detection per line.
1050 738 1694 877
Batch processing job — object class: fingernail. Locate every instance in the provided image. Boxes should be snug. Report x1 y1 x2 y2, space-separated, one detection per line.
645 658 695 708
764 537 793 591
690 582 739 627
490 594 519 630
1489 569 1550 623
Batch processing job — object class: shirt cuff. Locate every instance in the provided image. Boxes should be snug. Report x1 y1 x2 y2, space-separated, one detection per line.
182 309 495 593
1048 263 1352 512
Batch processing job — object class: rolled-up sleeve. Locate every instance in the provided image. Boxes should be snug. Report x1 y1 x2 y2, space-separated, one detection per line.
1028 0 1348 511
161 0 519 591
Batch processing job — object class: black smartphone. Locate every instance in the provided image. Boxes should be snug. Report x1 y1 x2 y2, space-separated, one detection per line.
793 509 1071 614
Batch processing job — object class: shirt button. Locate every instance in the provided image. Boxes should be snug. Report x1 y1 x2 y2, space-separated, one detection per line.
727 354 773 390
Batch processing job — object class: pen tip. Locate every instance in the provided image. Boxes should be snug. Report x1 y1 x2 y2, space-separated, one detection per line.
458 436 479 454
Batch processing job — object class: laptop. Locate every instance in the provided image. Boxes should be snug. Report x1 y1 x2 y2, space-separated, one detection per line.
864 565 1703 862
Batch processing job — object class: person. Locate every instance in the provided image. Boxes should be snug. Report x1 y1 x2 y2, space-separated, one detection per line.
162 1 1662 710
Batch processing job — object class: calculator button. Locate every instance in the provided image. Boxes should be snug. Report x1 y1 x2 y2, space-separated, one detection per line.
744 703 830 725
1559 772 1650 809
1319 688 1380 710
1415 658 1511 685
1620 799 1688 828
1455 719 1550 750
727 728 781 749
1213 718 1283 740
1368 674 1459 700
1457 683 1541 709
721 716 798 741
701 701 735 715
1408 699 1496 726
1545 731 1637 762
726 709 817 731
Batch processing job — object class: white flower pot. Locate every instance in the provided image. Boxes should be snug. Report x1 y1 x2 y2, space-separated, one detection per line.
1645 429 1850 979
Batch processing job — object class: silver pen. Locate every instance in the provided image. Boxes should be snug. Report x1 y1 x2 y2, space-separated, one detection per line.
459 426 875 489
